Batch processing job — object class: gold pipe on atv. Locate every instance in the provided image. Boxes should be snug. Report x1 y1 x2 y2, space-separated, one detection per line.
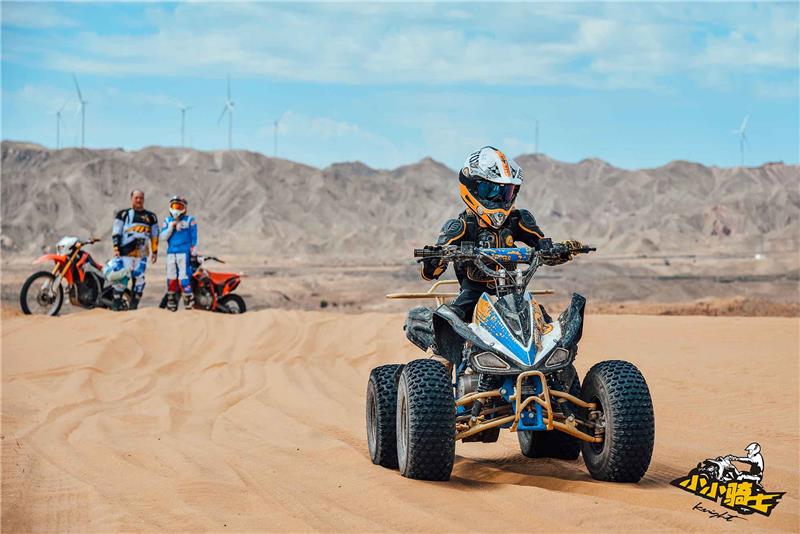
455 389 501 407
550 390 597 410
455 415 516 441
454 370 604 444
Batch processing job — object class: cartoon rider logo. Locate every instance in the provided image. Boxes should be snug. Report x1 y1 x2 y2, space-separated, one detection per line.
671 442 785 517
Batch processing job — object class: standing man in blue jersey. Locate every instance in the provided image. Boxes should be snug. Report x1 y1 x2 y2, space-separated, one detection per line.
111 190 159 310
160 195 198 311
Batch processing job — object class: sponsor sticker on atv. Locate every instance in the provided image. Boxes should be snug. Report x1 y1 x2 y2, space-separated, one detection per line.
671 442 785 517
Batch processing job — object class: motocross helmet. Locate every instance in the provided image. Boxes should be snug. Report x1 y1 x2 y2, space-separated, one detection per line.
458 146 523 228
169 195 187 218
745 443 760 456
103 258 131 284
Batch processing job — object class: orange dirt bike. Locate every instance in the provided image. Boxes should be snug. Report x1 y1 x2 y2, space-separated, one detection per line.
158 255 246 313
19 237 130 315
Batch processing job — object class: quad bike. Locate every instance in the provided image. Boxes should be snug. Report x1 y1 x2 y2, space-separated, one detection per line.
366 239 655 482
19 237 130 315
697 456 763 489
158 255 246 313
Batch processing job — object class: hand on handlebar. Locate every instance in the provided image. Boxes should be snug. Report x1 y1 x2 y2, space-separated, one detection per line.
539 240 594 266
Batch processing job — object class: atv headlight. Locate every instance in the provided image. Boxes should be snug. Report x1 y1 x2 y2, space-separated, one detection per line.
472 351 511 372
544 347 570 368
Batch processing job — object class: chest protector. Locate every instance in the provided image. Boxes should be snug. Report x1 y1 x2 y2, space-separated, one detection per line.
457 213 516 285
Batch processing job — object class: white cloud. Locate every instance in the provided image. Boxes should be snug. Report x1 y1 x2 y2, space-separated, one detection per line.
257 110 403 167
2 3 77 29
3 3 795 91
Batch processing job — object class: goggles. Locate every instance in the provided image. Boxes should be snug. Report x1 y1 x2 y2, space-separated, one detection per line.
476 181 518 203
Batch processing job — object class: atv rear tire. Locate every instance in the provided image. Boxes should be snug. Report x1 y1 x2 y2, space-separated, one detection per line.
580 360 654 482
396 359 455 481
518 366 582 460
366 364 405 468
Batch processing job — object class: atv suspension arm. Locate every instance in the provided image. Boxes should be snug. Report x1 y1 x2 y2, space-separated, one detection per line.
454 371 603 443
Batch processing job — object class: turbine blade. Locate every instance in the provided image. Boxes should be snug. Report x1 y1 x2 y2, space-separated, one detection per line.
227 75 231 100
741 115 749 132
217 105 228 124
72 74 83 101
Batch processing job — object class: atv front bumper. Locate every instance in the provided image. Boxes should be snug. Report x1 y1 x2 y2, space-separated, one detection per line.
454 370 603 443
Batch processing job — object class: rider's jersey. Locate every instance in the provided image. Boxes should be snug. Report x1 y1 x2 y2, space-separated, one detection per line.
421 209 545 289
112 208 159 257
160 215 198 254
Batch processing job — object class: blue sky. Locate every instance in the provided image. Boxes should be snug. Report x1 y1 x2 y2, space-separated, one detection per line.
2 1 798 170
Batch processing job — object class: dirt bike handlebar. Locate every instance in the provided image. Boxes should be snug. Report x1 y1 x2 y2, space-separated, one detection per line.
200 256 225 264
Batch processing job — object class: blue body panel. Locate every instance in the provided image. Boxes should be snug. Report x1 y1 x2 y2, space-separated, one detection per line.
474 293 537 365
477 247 532 263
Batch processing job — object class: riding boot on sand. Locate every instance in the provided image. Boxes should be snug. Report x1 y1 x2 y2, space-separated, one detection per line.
166 292 178 312
183 294 195 310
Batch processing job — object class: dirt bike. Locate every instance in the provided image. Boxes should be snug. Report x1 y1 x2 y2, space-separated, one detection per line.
158 255 246 313
366 239 655 482
19 237 129 315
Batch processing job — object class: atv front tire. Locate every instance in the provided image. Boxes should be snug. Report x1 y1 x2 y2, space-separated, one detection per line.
580 360 654 482
366 364 405 468
518 365 582 460
396 359 455 481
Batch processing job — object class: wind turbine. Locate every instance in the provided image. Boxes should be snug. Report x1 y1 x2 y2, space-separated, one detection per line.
179 104 195 147
72 74 87 147
732 115 749 166
217 76 235 150
273 112 285 157
55 99 69 148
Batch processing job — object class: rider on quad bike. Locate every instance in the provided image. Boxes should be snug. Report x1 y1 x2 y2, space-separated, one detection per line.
411 146 576 347
368 146 654 483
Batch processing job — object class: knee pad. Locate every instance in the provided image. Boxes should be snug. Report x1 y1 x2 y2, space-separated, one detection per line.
180 278 192 294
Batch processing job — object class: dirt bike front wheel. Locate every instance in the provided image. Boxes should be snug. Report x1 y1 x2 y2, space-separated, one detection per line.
20 271 64 316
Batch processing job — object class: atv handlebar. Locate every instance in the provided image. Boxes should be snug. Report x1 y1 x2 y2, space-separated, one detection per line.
414 241 596 261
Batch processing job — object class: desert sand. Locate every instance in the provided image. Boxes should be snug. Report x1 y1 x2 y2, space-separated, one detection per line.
2 308 798 532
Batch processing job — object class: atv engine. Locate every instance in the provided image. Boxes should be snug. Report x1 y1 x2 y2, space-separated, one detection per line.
456 372 479 398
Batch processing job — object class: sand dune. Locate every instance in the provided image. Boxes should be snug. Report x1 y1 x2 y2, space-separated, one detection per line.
2 309 798 532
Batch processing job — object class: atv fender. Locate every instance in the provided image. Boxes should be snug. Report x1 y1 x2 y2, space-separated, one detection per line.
558 293 586 350
405 306 435 352
432 305 494 366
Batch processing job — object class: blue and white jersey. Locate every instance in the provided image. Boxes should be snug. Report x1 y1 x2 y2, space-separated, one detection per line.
160 215 198 254
112 208 159 257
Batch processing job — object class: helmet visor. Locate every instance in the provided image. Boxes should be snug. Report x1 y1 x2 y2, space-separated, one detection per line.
170 201 186 211
469 179 518 209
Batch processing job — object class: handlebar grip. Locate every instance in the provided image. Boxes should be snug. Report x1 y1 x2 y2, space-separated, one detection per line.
413 248 443 259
